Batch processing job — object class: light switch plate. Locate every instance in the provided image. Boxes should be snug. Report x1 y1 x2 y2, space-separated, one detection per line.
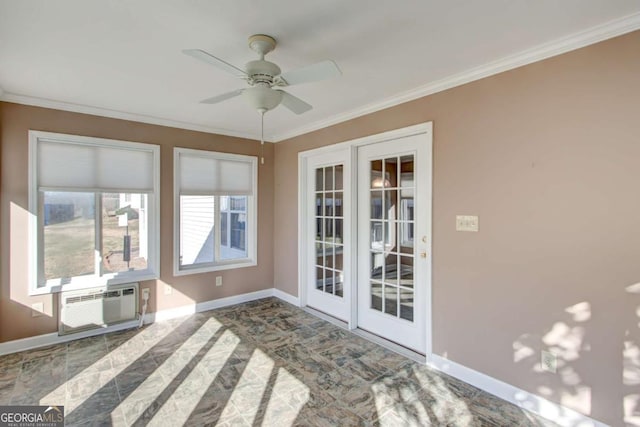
456 215 479 232
216 276 223 287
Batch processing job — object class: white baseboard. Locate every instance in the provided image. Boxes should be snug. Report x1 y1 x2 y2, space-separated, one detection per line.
0 319 139 356
429 354 608 427
142 289 275 324
0 288 278 356
273 288 300 306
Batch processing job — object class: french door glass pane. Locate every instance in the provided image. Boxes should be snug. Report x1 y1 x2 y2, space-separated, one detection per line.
314 164 344 298
335 191 343 217
384 190 397 220
324 166 334 191
316 168 324 191
369 155 415 322
371 191 382 219
335 246 343 270
400 256 414 287
325 244 334 269
324 193 334 216
400 288 414 321
384 253 398 284
371 251 383 281
315 193 323 216
384 285 398 316
384 157 398 188
335 272 344 297
371 160 383 188
335 219 343 243
316 267 324 291
335 165 343 190
400 155 414 186
371 282 383 311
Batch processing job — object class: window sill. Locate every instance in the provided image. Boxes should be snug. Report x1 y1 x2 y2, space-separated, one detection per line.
174 259 257 277
30 271 159 295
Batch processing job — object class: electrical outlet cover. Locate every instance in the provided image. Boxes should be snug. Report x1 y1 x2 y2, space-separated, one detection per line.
31 302 44 317
541 350 557 373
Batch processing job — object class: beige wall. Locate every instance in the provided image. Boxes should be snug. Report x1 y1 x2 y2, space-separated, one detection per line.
273 31 640 425
0 103 274 342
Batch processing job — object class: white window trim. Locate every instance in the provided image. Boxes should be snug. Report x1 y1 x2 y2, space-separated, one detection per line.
28 130 161 296
173 147 258 276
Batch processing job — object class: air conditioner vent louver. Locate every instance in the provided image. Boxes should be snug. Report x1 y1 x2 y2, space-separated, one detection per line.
59 284 139 335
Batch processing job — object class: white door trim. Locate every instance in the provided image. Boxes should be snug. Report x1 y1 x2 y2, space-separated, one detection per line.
298 122 433 357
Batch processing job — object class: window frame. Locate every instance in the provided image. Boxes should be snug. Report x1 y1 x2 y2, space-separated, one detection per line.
28 131 161 295
173 147 258 276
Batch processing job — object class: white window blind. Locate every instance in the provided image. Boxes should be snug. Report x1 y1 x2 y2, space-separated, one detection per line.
37 139 155 192
178 151 255 196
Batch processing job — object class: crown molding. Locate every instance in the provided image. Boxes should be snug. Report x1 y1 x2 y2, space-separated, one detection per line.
0 92 262 141
271 11 640 142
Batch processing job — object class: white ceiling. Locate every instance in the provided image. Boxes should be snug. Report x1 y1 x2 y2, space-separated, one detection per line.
1 1 639 142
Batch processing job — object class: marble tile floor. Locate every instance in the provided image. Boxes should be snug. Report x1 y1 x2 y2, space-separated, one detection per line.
0 298 559 426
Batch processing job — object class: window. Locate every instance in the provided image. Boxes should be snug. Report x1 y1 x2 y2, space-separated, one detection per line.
29 131 160 294
174 148 257 275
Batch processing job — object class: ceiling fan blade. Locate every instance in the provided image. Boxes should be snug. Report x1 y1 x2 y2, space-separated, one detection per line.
183 49 247 78
200 89 244 104
278 90 313 114
279 60 341 86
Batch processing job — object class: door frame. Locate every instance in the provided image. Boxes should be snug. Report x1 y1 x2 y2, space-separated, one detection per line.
298 122 433 360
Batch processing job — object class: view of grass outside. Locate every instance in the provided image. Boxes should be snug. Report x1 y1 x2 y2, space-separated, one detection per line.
44 216 95 281
43 192 147 282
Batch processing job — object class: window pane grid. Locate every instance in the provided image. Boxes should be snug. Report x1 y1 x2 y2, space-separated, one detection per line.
314 165 344 298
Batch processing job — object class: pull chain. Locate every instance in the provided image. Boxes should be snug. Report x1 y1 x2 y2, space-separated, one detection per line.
260 111 265 165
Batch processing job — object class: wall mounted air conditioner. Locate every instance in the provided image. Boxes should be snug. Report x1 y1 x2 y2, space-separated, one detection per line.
59 283 139 335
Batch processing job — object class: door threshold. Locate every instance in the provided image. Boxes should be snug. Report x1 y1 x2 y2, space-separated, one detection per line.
352 328 427 364
303 306 427 365
303 306 349 330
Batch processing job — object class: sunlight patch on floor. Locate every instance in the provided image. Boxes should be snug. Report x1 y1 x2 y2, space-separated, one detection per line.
370 364 474 425
219 348 274 424
147 328 239 426
115 318 221 422
40 319 185 411
262 367 310 425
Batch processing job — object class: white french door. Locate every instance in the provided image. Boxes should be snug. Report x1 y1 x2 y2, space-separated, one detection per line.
303 149 351 321
357 134 431 354
301 124 432 354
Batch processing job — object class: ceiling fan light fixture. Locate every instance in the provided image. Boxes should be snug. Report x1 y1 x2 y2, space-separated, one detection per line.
243 84 283 113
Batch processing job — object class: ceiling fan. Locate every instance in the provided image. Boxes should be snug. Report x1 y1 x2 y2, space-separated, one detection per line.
183 34 342 116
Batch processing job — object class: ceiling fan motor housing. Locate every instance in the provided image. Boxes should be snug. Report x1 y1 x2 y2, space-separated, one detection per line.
245 59 281 85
